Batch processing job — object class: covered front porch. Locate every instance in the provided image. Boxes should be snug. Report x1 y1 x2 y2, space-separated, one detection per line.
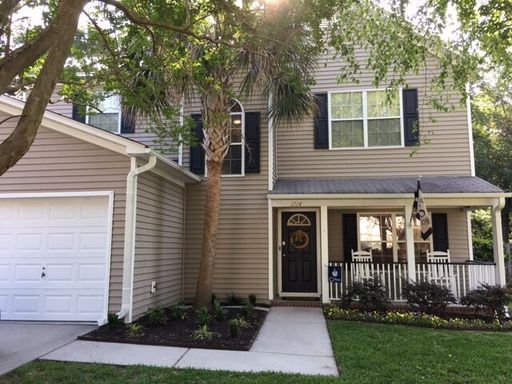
267 176 510 304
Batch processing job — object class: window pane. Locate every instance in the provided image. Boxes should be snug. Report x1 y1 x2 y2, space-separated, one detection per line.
222 145 242 175
415 242 431 262
367 90 400 118
359 214 392 242
395 215 406 241
367 119 401 146
331 92 363 119
88 113 119 133
230 114 242 143
331 120 364 147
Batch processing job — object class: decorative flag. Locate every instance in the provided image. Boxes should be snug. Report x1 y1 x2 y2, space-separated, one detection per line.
413 179 432 240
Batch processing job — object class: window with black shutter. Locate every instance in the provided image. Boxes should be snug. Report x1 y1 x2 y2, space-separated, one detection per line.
189 114 205 175
403 88 419 146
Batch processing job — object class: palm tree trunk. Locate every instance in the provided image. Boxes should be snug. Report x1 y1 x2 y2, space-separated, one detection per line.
195 159 223 308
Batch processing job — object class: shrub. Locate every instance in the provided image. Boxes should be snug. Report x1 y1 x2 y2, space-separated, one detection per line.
107 312 122 330
196 306 212 327
226 293 244 305
228 317 250 338
248 294 257 306
213 299 227 320
192 325 219 340
242 303 254 318
146 306 166 327
402 280 456 315
461 284 512 322
127 323 143 336
169 303 187 321
341 276 390 312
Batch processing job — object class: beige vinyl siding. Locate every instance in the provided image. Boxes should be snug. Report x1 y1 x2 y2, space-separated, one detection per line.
182 93 270 302
276 50 472 178
325 208 469 263
0 113 130 312
131 171 185 320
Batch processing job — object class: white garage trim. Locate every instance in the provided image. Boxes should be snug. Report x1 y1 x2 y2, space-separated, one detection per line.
0 191 114 324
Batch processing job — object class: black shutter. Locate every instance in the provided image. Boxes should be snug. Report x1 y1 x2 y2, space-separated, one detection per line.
314 93 329 149
343 214 358 262
120 112 135 134
72 103 86 123
189 114 205 175
403 88 419 146
244 112 260 174
432 213 449 252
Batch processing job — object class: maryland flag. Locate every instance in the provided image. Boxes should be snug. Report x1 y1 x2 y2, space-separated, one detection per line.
413 179 432 240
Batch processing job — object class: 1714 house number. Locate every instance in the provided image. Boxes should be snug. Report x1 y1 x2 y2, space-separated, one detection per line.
290 201 302 207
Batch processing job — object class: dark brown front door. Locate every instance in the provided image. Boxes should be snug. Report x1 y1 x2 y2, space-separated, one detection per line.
281 211 317 293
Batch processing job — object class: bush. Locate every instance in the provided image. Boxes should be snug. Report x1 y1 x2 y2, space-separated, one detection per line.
472 237 494 262
226 293 244 305
107 312 122 330
341 276 390 312
169 303 187 321
196 306 212 327
461 284 511 322
192 325 219 340
248 294 257 306
402 280 456 315
146 307 166 327
127 323 143 336
213 299 227 320
228 317 249 338
242 303 254 318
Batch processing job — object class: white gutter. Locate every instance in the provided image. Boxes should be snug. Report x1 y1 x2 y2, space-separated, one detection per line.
267 192 512 200
466 84 476 176
118 155 157 322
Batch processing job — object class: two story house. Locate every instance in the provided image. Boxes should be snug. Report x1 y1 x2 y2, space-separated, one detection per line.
0 46 508 324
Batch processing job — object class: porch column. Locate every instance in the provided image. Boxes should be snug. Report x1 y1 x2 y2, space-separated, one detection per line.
320 205 330 304
404 204 416 282
492 197 506 286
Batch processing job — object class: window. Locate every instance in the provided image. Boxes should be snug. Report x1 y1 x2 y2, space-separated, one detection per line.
221 99 244 176
86 95 122 133
358 213 431 262
330 89 402 148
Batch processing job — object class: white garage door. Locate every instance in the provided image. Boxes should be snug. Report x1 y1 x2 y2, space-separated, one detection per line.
0 194 111 322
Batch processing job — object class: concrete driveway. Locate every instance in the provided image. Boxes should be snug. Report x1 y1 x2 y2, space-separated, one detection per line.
0 322 95 376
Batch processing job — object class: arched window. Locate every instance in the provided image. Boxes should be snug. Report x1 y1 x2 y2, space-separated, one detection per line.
287 213 312 227
222 99 244 175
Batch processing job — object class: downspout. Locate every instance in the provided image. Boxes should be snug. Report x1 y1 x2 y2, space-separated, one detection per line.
117 154 157 322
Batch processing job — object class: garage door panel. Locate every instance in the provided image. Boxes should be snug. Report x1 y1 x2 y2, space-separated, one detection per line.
0 195 110 322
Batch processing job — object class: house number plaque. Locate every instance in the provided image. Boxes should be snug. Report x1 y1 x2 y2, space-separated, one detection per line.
290 201 302 207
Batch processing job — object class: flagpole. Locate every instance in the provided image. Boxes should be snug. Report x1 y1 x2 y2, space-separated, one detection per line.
409 175 422 224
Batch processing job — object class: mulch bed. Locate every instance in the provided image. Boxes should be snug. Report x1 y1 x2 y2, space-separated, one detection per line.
80 307 267 351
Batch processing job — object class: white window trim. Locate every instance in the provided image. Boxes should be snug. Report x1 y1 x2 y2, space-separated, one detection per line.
357 212 433 262
204 99 246 178
85 95 122 134
328 88 404 150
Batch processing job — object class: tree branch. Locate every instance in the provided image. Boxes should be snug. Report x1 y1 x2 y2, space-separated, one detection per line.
0 114 23 126
0 0 88 176
98 0 235 47
0 24 58 95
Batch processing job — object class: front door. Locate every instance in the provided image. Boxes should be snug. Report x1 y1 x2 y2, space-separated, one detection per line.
281 211 317 293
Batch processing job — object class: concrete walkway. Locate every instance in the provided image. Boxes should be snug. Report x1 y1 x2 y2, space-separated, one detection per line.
0 322 95 376
41 307 339 376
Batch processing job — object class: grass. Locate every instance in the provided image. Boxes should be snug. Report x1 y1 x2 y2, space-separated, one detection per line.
1 321 511 384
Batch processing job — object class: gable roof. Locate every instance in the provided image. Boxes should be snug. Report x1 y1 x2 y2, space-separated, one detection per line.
0 95 199 183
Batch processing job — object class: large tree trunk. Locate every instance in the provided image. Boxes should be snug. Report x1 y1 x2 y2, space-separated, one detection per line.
195 159 223 307
0 0 86 176
194 90 231 308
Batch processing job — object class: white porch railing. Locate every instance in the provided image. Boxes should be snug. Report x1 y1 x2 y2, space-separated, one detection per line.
328 261 497 302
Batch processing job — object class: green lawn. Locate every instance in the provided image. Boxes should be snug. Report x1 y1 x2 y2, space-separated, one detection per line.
2 321 511 384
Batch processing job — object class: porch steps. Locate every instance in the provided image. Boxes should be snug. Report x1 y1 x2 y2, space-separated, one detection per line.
271 299 322 308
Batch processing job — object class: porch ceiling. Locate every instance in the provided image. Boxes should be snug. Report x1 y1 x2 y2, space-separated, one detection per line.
271 176 504 195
